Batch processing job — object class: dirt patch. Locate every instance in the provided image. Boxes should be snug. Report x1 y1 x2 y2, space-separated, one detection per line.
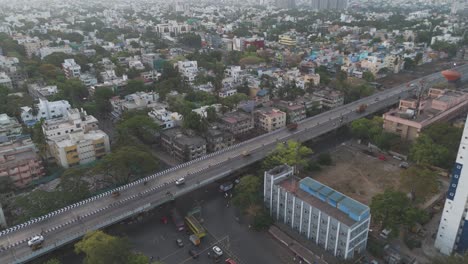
302 145 402 205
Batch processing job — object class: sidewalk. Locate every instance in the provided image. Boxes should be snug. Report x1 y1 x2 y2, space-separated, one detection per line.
269 225 329 264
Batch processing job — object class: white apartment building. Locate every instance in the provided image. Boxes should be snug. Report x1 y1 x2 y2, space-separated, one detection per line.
177 61 198 83
148 107 183 130
435 114 468 254
264 165 370 260
110 91 159 119
39 46 72 60
0 114 22 140
20 99 71 127
224 66 242 82
62 59 81 79
42 108 110 168
0 72 12 89
192 104 222 118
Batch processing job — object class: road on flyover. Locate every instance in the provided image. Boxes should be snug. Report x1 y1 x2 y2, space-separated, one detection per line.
1 65 468 264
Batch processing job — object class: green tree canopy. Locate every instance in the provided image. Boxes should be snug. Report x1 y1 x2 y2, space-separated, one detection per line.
263 140 313 170
221 93 249 110
410 123 462 169
75 230 149 264
431 253 468 264
94 146 159 186
370 189 428 235
363 71 375 82
55 78 89 107
116 113 160 144
183 111 207 133
232 175 262 210
400 166 438 203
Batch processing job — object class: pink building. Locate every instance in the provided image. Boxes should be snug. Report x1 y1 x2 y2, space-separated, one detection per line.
0 138 45 188
383 88 468 141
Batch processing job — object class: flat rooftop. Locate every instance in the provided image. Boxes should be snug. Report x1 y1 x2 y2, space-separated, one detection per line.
278 177 369 227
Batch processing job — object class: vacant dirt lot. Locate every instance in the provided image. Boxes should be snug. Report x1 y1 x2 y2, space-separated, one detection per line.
304 144 403 205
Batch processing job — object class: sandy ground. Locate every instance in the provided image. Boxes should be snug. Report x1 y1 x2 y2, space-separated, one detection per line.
303 144 402 205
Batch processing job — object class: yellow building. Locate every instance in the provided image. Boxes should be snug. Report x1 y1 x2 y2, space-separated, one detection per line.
278 34 296 46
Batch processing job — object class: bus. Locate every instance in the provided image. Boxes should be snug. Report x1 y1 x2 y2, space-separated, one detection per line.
185 215 206 238
170 209 185 231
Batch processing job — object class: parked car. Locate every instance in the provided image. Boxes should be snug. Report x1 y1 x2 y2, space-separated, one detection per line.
189 249 199 259
176 238 184 247
225 258 237 264
175 178 185 185
399 162 409 169
212 246 223 256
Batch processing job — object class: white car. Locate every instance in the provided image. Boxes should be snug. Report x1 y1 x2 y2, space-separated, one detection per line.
175 178 185 185
27 235 44 247
212 246 223 256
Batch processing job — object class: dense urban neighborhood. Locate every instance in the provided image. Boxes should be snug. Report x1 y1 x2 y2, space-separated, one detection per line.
0 0 468 263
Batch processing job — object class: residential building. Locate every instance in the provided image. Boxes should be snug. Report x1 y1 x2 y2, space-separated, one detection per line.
0 137 45 188
192 104 222 118
204 126 235 153
273 100 307 123
43 109 110 168
155 21 191 36
27 84 58 99
161 128 207 162
435 113 468 254
218 87 237 98
79 73 98 87
275 0 296 9
254 107 287 132
313 89 345 109
0 72 12 89
311 0 348 10
20 99 71 127
264 165 370 260
278 34 297 46
39 46 72 60
148 106 183 130
62 59 81 79
177 60 198 83
383 89 468 141
110 91 160 119
220 110 254 137
0 114 22 140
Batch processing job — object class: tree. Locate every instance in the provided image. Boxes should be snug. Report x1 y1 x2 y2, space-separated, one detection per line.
263 140 313 170
183 111 207 133
370 189 428 234
362 71 375 82
400 166 438 203
336 70 348 82
317 153 332 166
232 175 262 210
221 93 249 110
57 78 89 107
94 146 159 186
206 106 217 123
404 58 416 70
94 88 114 116
350 117 383 141
123 79 147 95
178 33 201 49
0 176 16 196
44 259 61 264
431 253 468 264
30 120 47 157
410 134 449 167
116 113 160 144
39 64 63 80
75 230 149 264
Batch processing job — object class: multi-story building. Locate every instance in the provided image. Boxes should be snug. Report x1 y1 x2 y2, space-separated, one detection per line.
264 165 370 260
148 106 183 130
435 113 468 254
278 34 297 46
39 46 72 60
275 0 296 9
204 126 235 153
0 72 12 89
155 21 191 36
220 110 254 137
254 107 287 132
311 0 348 10
110 92 160 119
273 100 307 123
27 84 58 99
62 59 81 79
383 88 468 141
0 137 45 188
43 109 110 168
161 128 207 162
20 99 71 127
0 114 22 140
177 61 198 83
312 89 345 109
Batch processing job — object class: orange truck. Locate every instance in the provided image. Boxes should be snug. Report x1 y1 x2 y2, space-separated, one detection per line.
356 104 367 113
